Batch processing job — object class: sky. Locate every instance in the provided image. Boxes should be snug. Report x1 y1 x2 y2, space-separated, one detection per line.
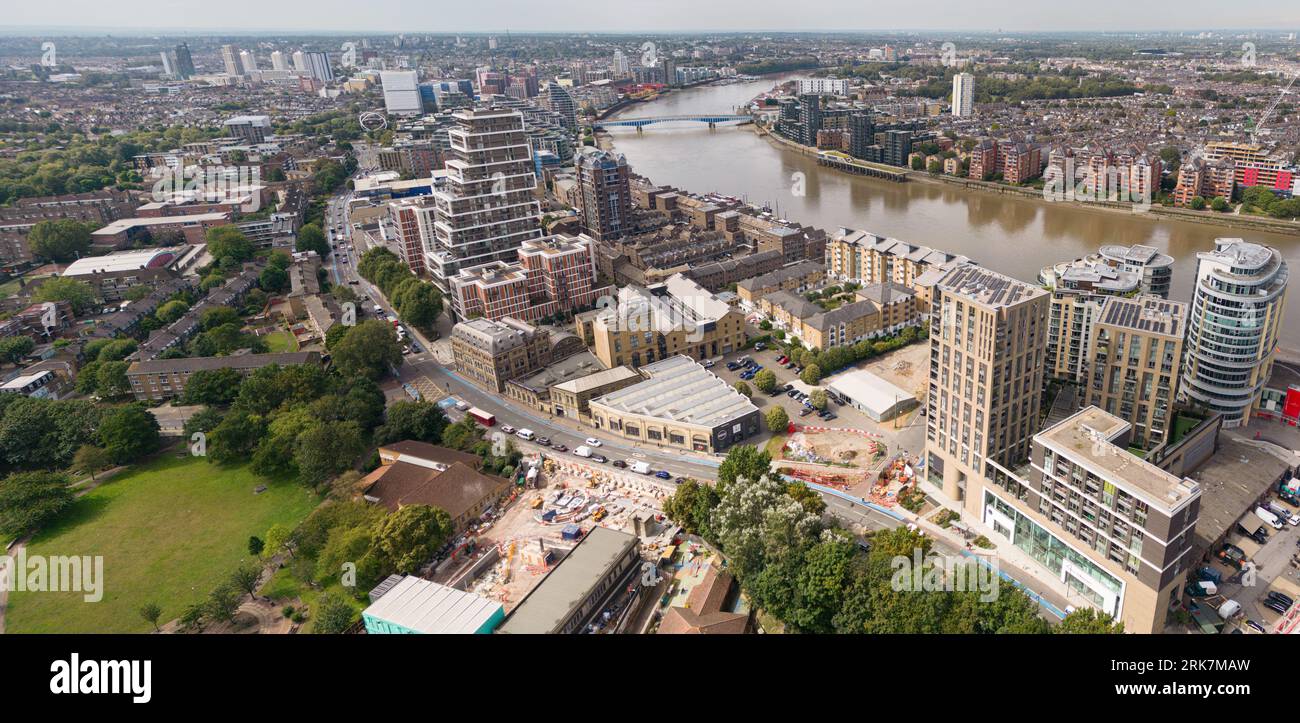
2 0 1298 34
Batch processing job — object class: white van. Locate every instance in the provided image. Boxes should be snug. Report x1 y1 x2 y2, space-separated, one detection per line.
573 445 592 458
629 461 651 475
1266 501 1300 526
515 428 536 441
1255 506 1284 530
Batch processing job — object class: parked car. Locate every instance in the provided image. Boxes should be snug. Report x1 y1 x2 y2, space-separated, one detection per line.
799 407 813 417
1266 591 1294 609
454 401 470 412
585 438 602 447
655 470 672 479
591 454 608 464
500 425 516 435
536 437 551 447
754 342 765 350
702 359 715 369
726 361 740 371
787 389 799 398
611 460 627 469
673 477 687 485
1263 599 1289 615
1246 619 1266 633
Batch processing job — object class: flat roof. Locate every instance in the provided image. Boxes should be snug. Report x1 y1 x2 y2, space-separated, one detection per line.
1188 439 1291 552
1036 406 1199 513
939 264 1047 309
92 213 229 235
591 355 758 429
496 526 638 634
551 365 641 395
363 576 503 634
1098 295 1187 338
826 368 914 415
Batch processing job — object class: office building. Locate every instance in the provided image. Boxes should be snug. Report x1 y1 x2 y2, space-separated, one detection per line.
575 148 631 242
451 316 552 392
587 274 746 369
926 265 1049 505
424 107 543 291
588 355 761 453
1181 238 1289 427
381 70 422 116
951 72 974 116
1084 296 1187 449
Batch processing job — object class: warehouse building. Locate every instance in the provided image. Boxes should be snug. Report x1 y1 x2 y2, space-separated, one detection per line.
363 576 504 634
826 368 917 422
496 526 641 634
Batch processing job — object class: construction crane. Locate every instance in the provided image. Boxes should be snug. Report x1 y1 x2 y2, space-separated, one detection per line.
1250 68 1298 144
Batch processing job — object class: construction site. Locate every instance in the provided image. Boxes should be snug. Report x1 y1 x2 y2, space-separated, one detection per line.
431 453 678 615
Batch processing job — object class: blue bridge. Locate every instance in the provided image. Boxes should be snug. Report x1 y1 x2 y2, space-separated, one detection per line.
594 113 751 130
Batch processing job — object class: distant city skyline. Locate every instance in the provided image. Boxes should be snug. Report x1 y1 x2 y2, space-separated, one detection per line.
2 0 1298 34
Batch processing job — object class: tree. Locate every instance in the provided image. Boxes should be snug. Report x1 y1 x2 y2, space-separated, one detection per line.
259 265 289 293
206 583 242 623
0 397 101 471
155 299 190 324
372 504 454 574
809 389 828 410
208 410 266 464
293 420 365 488
800 363 823 386
230 563 262 601
71 445 112 481
296 223 328 257
199 305 241 331
392 282 443 331
95 338 138 362
0 471 74 539
98 403 161 464
247 536 264 557
1210 196 1229 212
716 445 772 490
331 319 402 380
139 602 163 632
28 219 93 262
1056 608 1124 634
263 523 293 559
1189 195 1206 210
35 277 95 314
733 380 752 397
312 593 356 634
754 369 777 394
785 480 826 515
0 336 34 365
766 405 789 433
180 368 243 406
374 400 449 445
205 226 253 264
95 361 131 398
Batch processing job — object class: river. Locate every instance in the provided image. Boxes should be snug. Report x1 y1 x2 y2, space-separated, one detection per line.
604 74 1300 344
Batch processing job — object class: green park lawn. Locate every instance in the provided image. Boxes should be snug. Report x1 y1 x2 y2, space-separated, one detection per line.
263 329 299 353
5 453 320 633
